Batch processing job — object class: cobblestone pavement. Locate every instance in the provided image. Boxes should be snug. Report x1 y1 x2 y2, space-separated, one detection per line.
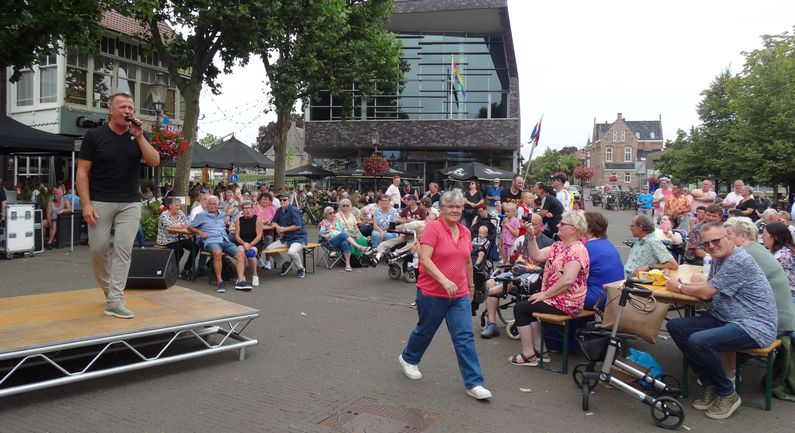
0 208 791 432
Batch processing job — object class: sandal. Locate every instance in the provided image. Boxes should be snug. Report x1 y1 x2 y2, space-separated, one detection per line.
540 351 551 363
508 352 539 367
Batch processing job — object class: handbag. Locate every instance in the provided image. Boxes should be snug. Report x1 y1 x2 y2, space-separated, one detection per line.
596 281 670 344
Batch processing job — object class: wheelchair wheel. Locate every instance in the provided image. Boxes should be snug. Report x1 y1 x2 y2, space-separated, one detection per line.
505 320 520 340
403 267 417 283
388 264 402 279
650 396 684 429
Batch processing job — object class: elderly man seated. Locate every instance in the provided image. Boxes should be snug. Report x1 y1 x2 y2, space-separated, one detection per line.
684 204 724 265
189 195 251 293
665 222 777 420
480 213 554 338
624 214 678 278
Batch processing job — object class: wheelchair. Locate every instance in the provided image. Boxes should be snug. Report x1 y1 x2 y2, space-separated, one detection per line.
473 263 543 339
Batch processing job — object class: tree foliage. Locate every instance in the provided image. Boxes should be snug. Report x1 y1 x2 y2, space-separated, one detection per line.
256 113 304 154
198 133 219 149
1 0 106 81
527 148 579 181
658 28 795 193
251 0 403 189
121 0 262 196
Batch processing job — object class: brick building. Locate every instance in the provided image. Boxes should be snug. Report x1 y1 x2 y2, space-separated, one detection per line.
582 112 663 189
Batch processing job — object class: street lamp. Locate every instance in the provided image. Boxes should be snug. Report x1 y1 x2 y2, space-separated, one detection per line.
149 72 168 197
150 72 168 124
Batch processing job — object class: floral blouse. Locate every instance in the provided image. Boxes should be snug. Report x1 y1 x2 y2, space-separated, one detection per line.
541 241 590 316
157 210 189 246
373 207 398 230
318 218 344 240
774 246 795 296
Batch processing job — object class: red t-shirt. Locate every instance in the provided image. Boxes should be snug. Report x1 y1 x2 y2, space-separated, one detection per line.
417 219 472 299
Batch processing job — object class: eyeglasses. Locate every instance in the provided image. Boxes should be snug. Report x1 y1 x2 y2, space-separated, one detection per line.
341 204 350 207
559 222 574 228
702 236 726 249
443 205 463 210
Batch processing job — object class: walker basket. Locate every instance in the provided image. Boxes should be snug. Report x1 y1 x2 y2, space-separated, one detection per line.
576 328 611 362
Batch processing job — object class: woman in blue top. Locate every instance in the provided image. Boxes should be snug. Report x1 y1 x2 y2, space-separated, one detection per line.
583 211 625 309
371 193 399 248
636 185 654 217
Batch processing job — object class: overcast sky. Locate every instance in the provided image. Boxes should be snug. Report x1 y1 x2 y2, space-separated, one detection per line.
198 0 795 161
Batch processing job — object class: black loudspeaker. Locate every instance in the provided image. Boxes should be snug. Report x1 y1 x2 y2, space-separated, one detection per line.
126 248 178 290
33 209 44 253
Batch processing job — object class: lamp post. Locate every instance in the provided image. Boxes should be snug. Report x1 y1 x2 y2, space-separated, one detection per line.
149 73 168 197
370 131 380 192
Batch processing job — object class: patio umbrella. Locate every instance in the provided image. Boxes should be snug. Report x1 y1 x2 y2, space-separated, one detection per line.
285 164 334 179
163 144 229 169
438 162 516 181
334 167 408 177
212 136 274 169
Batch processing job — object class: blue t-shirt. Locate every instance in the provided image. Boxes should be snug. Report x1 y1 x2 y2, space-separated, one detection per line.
709 247 778 347
190 210 230 245
637 192 653 209
584 238 625 309
486 186 502 207
373 207 398 229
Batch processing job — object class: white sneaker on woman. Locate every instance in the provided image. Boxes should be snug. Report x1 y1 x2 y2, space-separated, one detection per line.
466 386 492 400
398 355 422 380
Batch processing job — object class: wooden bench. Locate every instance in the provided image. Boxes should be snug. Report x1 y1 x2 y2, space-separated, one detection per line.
261 242 320 274
735 338 782 411
533 310 597 374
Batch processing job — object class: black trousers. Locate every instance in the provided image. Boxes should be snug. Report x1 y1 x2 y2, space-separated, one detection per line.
514 300 568 327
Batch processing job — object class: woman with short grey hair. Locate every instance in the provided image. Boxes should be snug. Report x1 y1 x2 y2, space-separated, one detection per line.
735 186 758 222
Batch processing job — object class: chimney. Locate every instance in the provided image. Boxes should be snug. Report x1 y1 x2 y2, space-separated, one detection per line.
617 112 622 120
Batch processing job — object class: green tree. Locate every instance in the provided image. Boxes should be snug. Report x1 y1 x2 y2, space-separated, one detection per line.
198 133 219 149
528 148 579 181
252 0 403 189
1 0 106 81
122 1 262 197
734 29 795 192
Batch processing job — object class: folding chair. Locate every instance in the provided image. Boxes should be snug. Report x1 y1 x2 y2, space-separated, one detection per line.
318 240 343 269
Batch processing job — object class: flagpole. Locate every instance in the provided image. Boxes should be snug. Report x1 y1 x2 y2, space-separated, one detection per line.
523 115 543 181
449 54 454 120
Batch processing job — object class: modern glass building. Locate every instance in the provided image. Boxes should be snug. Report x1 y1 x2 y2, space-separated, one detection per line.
305 0 520 187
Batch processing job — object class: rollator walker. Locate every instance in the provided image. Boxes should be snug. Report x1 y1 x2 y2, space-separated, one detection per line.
572 278 685 429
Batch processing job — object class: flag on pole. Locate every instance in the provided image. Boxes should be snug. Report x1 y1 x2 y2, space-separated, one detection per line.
452 59 466 98
529 116 543 147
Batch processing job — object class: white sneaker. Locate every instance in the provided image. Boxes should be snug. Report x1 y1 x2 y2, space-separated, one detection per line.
466 385 492 400
264 260 272 270
398 355 422 380
252 275 259 286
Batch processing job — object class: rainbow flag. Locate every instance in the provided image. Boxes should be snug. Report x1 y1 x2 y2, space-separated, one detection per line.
452 59 466 98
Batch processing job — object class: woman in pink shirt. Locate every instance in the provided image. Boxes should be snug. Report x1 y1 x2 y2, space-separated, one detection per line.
398 190 492 400
253 192 277 251
508 210 590 366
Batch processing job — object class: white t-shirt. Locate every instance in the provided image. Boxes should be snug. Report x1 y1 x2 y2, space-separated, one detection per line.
385 184 401 207
556 189 571 210
723 191 742 208
188 206 205 223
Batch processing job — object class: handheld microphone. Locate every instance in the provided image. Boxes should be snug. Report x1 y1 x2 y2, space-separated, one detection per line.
124 115 142 127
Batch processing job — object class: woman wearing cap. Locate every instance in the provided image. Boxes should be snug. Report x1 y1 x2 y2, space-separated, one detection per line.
463 181 484 228
398 190 492 400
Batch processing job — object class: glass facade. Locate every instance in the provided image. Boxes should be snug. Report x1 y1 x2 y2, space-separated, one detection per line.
310 32 509 121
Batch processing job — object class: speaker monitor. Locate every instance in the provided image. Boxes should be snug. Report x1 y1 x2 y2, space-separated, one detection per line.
126 248 178 290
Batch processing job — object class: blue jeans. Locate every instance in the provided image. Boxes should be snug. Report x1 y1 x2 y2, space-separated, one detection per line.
667 314 759 396
402 289 485 389
329 233 352 253
371 230 397 248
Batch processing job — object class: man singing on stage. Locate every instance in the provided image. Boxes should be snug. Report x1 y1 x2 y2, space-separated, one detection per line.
77 93 160 318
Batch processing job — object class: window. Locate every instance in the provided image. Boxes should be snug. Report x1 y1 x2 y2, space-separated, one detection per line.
624 172 631 183
624 146 632 162
93 56 114 109
38 53 58 103
16 70 35 106
612 130 617 142
605 147 613 162
620 130 625 141
650 132 655 139
66 48 88 105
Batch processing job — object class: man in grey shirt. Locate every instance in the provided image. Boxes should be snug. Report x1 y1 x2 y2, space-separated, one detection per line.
665 222 777 420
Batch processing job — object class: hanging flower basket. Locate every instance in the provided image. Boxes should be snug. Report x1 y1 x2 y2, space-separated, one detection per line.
647 176 659 184
608 175 618 183
150 125 190 162
362 153 389 177
573 166 595 181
